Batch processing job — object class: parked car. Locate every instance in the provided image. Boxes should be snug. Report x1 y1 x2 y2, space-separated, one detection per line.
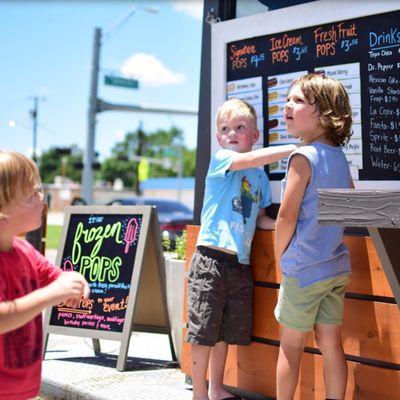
106 197 193 247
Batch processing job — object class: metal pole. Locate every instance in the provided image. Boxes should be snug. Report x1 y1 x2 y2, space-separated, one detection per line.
97 99 196 115
177 143 183 202
31 96 38 163
82 27 101 204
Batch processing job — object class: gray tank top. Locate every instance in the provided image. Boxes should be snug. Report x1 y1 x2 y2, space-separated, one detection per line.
280 142 352 288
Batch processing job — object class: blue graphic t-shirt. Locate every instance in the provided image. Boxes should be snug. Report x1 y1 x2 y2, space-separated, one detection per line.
197 149 271 264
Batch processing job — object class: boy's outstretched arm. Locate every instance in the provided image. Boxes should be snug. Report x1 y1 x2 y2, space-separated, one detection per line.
229 144 297 171
275 155 310 266
0 271 89 334
257 209 276 230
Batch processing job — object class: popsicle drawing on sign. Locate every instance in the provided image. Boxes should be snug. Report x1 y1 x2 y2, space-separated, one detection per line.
124 218 139 254
62 259 75 272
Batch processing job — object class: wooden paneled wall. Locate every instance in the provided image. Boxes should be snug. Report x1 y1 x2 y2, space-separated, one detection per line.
181 226 400 399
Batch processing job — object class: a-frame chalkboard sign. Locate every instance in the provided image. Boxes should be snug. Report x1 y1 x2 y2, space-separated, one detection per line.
43 205 176 371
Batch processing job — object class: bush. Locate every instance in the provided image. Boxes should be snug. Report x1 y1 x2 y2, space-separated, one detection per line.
162 230 186 260
174 230 187 260
162 231 171 252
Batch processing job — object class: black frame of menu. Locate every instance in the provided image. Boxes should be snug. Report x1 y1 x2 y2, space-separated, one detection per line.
210 1 400 202
43 205 174 371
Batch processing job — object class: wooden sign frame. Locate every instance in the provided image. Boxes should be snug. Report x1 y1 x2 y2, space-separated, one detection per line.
43 205 176 371
318 189 400 309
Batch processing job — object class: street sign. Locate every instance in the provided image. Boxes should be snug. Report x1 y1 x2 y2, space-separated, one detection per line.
104 75 139 89
162 148 178 158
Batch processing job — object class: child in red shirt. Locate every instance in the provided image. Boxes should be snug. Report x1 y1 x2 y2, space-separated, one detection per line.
0 150 90 400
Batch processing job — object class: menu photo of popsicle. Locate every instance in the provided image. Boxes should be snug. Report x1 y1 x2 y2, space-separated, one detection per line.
268 152 289 175
268 129 296 145
266 71 307 148
226 76 262 96
267 71 308 103
267 70 307 101
267 96 288 145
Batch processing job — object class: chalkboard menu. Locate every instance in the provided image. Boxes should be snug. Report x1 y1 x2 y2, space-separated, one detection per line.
49 212 142 332
43 205 172 371
226 9 400 181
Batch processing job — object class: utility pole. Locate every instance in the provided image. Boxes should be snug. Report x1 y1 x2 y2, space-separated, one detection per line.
81 25 197 204
30 96 39 163
82 28 101 204
134 121 145 196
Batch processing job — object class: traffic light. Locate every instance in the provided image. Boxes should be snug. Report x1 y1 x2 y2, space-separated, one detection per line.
92 162 101 170
73 162 84 170
55 147 72 155
73 162 101 170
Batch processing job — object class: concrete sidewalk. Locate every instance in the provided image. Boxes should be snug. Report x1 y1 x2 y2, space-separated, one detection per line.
40 333 193 400
42 215 270 400
39 333 269 400
41 247 193 400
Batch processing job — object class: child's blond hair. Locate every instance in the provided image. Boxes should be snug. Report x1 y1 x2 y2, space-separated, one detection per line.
0 150 41 219
215 98 258 131
293 74 352 146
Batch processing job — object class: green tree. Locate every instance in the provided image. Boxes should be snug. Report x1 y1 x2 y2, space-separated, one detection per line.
100 126 196 189
39 145 83 183
100 157 136 188
183 148 196 177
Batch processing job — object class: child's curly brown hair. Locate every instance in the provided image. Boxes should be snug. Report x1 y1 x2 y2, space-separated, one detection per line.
292 73 353 146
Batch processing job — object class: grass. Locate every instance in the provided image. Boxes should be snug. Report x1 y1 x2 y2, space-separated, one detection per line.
45 225 63 249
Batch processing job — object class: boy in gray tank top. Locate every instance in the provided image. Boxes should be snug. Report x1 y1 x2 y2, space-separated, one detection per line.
274 74 354 400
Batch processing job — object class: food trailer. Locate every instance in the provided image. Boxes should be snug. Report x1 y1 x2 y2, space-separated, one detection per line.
182 1 400 398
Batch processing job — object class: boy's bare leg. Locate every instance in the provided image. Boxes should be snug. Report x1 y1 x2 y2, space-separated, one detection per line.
315 323 347 400
276 326 308 400
208 341 234 400
191 343 211 400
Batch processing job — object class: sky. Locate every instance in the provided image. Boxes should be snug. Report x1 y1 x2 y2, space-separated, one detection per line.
0 0 203 160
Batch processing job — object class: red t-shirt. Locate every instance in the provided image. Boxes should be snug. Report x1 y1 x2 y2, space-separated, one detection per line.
0 238 61 400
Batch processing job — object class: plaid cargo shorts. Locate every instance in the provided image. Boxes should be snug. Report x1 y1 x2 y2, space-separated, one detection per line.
185 245 253 346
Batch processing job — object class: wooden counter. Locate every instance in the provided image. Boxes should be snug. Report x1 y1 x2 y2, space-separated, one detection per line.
180 225 400 399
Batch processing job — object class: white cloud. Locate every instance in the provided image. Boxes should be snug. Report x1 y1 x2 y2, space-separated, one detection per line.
115 129 125 140
173 1 203 20
120 53 185 87
39 86 51 96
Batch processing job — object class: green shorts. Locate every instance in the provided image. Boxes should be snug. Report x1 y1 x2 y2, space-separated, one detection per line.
274 274 350 332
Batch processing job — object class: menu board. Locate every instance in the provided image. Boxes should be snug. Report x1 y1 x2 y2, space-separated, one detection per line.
49 212 142 332
226 9 400 181
43 205 171 370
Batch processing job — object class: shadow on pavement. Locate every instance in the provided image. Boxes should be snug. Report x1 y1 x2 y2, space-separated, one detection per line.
55 352 179 371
